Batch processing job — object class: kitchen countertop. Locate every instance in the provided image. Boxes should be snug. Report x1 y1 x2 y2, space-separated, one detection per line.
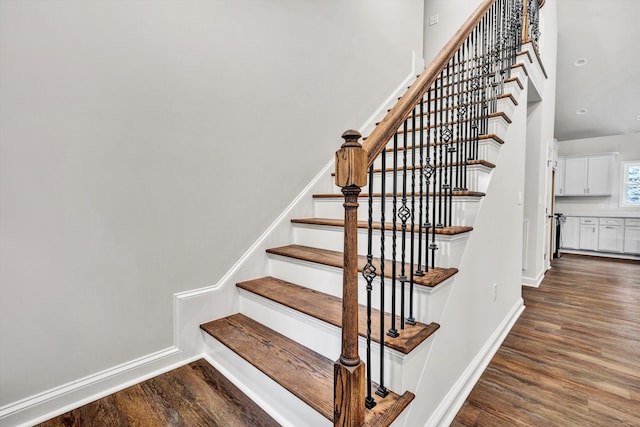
557 211 640 219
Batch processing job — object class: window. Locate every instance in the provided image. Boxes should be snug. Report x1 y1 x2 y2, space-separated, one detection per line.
621 161 640 206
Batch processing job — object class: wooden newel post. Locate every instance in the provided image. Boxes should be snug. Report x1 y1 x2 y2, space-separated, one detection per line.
334 129 367 426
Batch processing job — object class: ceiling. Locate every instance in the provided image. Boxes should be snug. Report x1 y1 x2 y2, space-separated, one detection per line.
554 0 640 141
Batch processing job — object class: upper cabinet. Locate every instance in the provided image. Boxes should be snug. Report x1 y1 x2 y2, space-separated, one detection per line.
556 154 615 197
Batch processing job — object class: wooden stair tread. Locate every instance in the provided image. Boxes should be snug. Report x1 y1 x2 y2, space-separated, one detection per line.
383 133 505 152
266 245 458 288
395 111 512 134
364 112 512 141
201 313 414 425
291 217 473 236
330 159 495 177
313 190 485 199
386 92 518 118
373 158 496 172
237 276 440 354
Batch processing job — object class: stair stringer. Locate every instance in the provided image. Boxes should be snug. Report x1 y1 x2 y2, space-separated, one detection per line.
396 79 530 427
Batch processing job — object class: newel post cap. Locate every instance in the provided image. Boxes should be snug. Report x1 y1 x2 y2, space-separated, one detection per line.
335 129 367 188
340 129 362 148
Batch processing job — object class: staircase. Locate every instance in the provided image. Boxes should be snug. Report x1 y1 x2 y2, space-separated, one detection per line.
198 63 532 427
197 1 545 426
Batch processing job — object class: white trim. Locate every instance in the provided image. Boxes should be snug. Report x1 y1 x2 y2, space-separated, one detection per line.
522 268 545 287
423 298 525 427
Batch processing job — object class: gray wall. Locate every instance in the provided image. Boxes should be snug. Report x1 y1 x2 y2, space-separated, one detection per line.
0 0 423 407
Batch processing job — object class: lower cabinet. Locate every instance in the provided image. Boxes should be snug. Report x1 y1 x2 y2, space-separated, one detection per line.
560 216 639 257
624 219 640 254
561 217 579 249
579 218 598 251
598 218 624 253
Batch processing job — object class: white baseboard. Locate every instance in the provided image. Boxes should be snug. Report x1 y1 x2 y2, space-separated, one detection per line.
522 268 545 287
424 298 525 427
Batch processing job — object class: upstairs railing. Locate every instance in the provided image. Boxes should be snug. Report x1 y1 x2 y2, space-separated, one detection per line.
333 0 542 425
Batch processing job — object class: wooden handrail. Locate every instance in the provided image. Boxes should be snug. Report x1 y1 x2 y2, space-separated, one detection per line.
361 0 495 167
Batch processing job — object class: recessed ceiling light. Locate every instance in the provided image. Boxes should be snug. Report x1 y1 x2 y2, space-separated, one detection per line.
576 108 588 115
574 58 588 67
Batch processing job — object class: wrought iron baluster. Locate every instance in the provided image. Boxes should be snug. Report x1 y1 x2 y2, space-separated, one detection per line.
416 98 425 278
446 60 455 227
388 133 399 338
408 106 417 326
424 89 434 271
399 118 410 330
437 71 444 229
363 165 376 410
377 150 388 398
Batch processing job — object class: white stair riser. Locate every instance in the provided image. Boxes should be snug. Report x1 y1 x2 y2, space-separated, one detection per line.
345 164 493 195
238 290 426 391
370 137 502 170
412 94 516 127
313 197 482 226
203 335 330 427
380 107 511 140
292 224 469 267
267 253 454 324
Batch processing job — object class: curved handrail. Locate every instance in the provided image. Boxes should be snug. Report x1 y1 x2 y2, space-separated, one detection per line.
361 0 494 167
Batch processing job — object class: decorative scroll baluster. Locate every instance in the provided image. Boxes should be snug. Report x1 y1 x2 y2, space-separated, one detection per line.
363 165 376 410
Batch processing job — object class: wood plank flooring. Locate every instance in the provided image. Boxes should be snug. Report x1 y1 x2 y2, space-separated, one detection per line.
37 359 280 427
453 254 640 426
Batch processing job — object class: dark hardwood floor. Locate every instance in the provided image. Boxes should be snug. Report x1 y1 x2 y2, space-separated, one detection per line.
37 359 279 427
453 254 640 426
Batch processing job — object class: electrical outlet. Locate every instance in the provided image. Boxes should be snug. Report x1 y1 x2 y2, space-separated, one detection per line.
430 14 439 26
492 283 498 301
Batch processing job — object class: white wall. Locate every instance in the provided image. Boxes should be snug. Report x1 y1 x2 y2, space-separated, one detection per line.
423 0 482 64
522 0 559 287
0 0 423 411
555 133 640 213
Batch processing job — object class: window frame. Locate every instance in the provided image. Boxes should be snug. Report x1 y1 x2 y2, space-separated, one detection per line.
620 160 640 207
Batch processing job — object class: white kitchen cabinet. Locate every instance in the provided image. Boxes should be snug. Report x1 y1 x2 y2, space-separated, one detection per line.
598 218 624 253
624 219 640 254
564 157 587 195
561 216 580 249
559 154 613 196
587 156 612 195
579 217 598 250
555 158 565 196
